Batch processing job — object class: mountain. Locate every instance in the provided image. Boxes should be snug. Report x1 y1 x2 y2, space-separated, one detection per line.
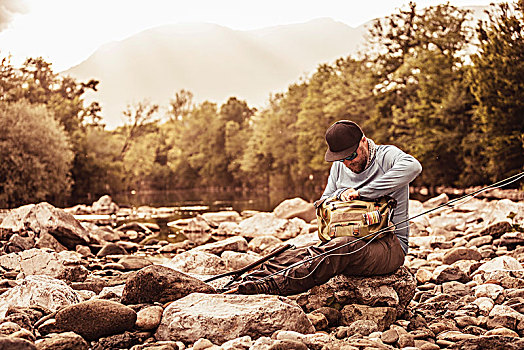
64 18 368 128
65 6 488 129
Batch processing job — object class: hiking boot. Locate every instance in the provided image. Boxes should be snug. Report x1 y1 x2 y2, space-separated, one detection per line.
237 277 281 295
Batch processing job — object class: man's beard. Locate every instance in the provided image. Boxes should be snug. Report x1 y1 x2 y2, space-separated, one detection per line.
347 154 368 174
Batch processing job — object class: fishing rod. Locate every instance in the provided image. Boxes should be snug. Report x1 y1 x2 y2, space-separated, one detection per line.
204 243 294 283
223 171 524 292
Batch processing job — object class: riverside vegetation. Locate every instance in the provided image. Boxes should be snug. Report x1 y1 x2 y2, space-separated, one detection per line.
1 1 523 210
0 193 522 349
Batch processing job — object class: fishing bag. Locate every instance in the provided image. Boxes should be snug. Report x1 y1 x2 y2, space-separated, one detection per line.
315 196 396 242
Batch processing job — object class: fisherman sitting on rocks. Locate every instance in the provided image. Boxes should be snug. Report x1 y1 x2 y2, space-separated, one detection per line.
234 120 422 295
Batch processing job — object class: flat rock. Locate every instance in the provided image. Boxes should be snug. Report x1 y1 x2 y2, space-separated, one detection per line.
91 330 151 350
423 193 449 209
35 331 89 350
442 247 482 265
0 248 87 282
221 251 261 271
247 235 282 254
0 275 82 318
164 250 228 275
296 266 416 316
97 242 128 257
117 256 153 270
478 220 513 238
341 304 396 331
92 195 119 214
121 265 215 305
500 231 524 246
432 263 469 283
201 211 241 223
450 335 524 350
474 256 523 276
273 197 316 222
285 232 320 248
55 299 137 340
235 213 307 240
0 336 36 349
136 306 164 330
192 236 248 255
487 305 524 331
155 293 314 344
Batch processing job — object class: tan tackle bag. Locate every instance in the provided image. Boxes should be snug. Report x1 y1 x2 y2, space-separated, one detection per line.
315 196 396 242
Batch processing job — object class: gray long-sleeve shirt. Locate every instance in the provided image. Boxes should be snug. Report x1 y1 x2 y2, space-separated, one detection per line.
320 143 422 253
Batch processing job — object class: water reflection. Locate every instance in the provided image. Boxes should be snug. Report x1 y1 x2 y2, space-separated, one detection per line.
112 188 314 243
112 188 313 213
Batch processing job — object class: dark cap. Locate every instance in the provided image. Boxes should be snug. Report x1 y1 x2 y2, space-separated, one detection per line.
324 120 363 162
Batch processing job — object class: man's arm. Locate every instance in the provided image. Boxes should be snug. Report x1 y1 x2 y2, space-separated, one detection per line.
357 146 422 199
319 164 346 201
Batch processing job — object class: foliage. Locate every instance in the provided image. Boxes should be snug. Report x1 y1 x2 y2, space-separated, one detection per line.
70 126 125 202
2 1 523 206
0 101 74 207
467 1 524 182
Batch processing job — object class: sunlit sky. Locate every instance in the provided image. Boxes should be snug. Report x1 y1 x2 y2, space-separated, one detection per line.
0 0 505 72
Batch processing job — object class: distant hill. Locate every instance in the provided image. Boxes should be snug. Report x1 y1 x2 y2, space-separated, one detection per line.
65 7 488 129
64 18 368 128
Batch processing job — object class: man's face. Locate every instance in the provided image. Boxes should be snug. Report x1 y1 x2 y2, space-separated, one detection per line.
342 138 368 173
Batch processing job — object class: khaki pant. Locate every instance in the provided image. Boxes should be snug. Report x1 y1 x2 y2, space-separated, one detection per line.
244 233 405 295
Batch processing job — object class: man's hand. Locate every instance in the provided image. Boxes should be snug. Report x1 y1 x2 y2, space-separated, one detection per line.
340 188 359 201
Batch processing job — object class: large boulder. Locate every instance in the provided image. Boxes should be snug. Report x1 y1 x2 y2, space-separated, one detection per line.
273 198 316 223
0 275 83 318
55 299 136 341
121 265 215 305
155 293 314 344
0 202 91 249
296 266 416 316
0 248 88 282
235 213 307 240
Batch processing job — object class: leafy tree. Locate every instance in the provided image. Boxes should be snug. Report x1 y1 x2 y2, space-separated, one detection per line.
242 82 308 191
364 2 473 148
296 64 336 176
118 100 160 161
1 57 100 133
169 89 194 121
0 56 106 204
71 126 125 202
468 1 524 182
220 97 256 184
0 101 74 207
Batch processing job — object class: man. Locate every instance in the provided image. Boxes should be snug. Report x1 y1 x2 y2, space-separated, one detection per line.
235 120 422 295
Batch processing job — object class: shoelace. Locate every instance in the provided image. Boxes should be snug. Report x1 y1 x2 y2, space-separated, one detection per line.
254 278 280 294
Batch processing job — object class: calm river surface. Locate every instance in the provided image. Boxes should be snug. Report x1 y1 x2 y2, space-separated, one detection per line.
112 188 315 242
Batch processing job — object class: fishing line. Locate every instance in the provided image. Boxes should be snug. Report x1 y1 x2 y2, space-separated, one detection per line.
242 171 524 285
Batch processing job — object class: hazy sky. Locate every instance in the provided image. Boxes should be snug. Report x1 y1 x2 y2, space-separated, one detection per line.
0 0 504 71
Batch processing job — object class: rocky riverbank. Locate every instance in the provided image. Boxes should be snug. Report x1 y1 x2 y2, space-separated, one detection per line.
0 194 522 349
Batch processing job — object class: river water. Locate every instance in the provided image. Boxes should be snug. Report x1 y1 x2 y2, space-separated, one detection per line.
111 189 314 242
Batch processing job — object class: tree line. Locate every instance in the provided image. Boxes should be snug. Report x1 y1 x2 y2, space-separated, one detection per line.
1 1 523 208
